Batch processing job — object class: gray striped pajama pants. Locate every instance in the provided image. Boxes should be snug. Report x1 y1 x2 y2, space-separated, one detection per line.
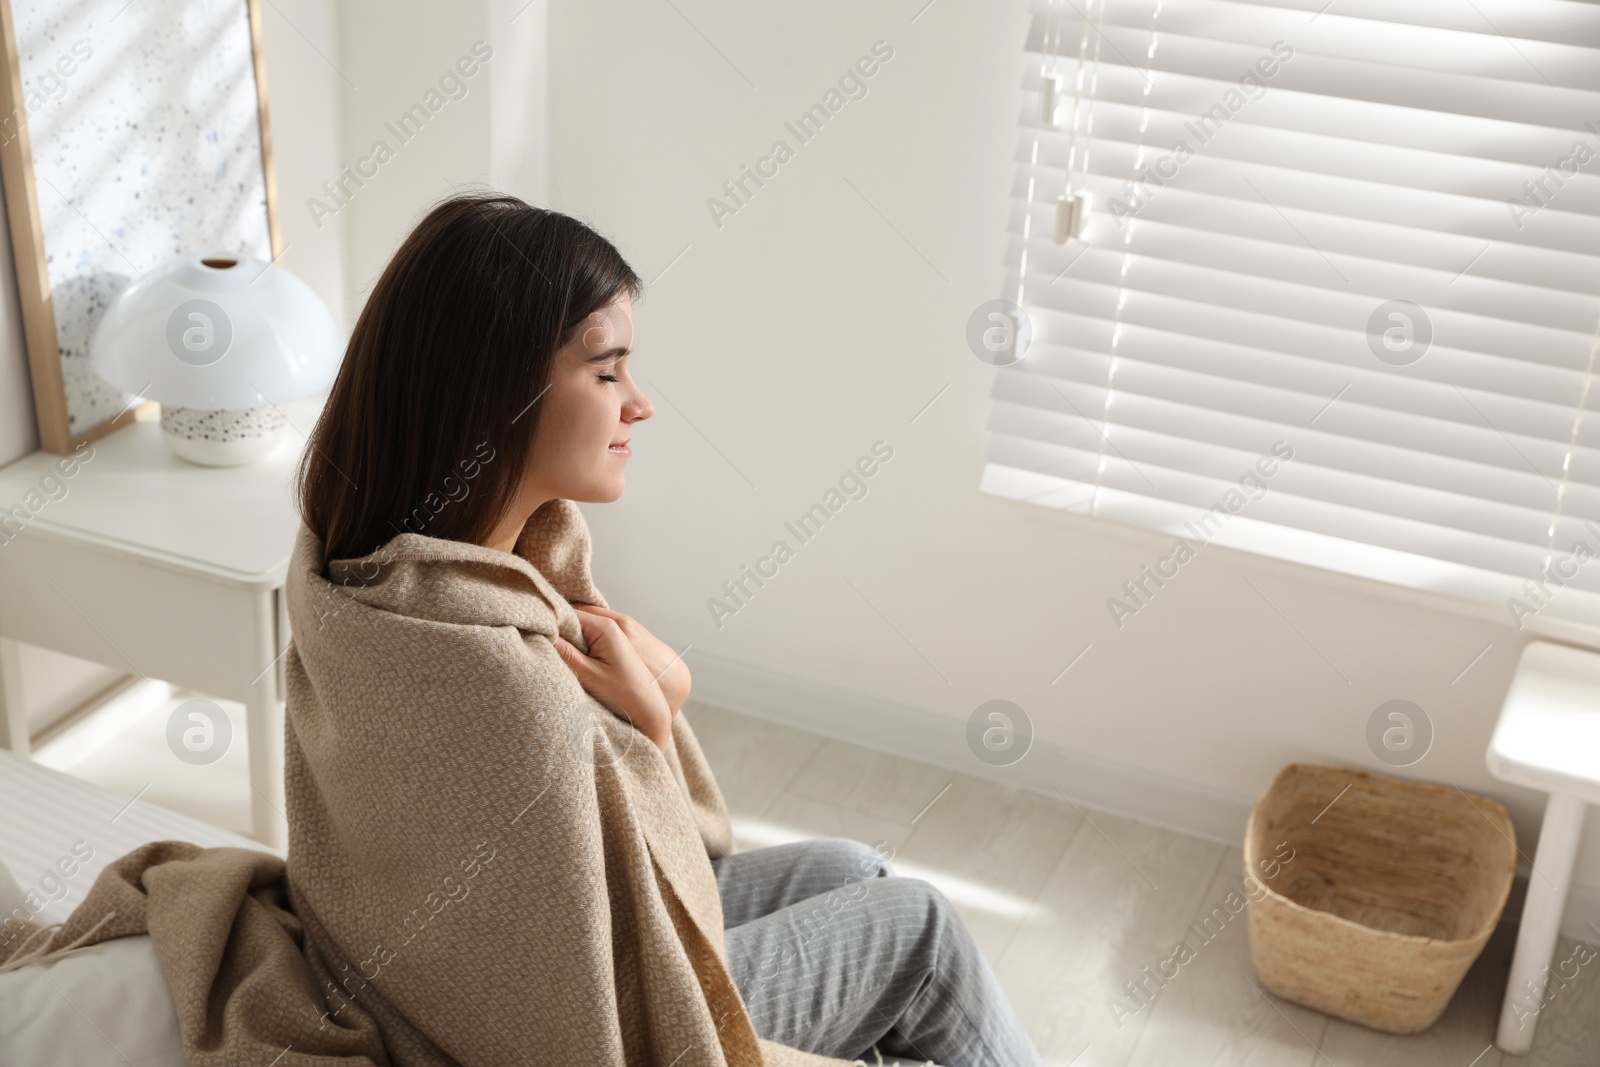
712 837 1043 1067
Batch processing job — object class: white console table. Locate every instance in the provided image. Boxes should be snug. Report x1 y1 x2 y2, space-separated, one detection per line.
0 396 324 849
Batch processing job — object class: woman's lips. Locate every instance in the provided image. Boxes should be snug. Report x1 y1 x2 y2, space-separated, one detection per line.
608 442 630 456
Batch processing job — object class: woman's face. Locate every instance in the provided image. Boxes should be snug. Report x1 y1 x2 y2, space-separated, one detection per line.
527 292 651 505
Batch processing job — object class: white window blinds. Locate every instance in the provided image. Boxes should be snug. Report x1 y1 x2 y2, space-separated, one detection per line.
983 0 1600 614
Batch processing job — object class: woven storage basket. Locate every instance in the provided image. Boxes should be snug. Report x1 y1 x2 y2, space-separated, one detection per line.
1244 762 1515 1034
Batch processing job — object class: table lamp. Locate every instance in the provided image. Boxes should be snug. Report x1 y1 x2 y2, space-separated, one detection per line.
89 250 342 466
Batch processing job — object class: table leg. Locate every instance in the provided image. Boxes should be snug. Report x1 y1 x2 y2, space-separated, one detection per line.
1497 792 1586 1055
0 637 27 756
245 591 287 850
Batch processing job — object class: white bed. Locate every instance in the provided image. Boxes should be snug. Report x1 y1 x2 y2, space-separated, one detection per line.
0 749 278 1066
0 747 277 923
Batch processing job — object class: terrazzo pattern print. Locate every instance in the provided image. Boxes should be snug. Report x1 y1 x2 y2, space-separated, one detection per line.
160 403 283 441
14 0 273 433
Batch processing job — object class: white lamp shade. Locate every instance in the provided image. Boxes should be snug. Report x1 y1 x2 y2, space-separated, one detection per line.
89 251 342 410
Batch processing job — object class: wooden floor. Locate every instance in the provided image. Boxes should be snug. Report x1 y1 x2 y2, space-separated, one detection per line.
685 700 1600 1067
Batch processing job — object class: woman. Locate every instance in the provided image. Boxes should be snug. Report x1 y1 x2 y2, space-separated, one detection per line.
288 192 1041 1067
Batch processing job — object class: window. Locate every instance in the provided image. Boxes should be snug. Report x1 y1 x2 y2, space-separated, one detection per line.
983 0 1600 627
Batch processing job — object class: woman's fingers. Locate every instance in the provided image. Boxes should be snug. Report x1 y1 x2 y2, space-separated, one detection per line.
551 635 585 671
563 605 689 722
574 606 690 715
573 603 634 639
570 607 623 659
550 619 672 753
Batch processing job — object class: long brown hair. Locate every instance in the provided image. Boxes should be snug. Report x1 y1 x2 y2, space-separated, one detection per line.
296 193 642 564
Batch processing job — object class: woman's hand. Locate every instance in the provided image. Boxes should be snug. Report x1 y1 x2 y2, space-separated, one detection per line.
570 604 690 718
552 610 673 754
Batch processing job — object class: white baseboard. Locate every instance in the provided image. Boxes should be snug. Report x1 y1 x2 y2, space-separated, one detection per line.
687 647 1600 946
687 649 1258 844
31 676 173 773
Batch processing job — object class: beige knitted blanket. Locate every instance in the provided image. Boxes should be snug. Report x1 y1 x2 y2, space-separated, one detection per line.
1 499 856 1067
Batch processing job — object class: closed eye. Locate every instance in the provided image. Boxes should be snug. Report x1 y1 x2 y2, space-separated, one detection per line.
598 373 620 383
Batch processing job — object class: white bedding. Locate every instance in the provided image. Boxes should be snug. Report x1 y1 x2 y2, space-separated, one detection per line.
0 748 278 1066
0 746 275 927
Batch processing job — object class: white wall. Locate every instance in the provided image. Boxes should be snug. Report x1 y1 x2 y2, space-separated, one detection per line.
330 0 549 312
17 644 122 735
259 0 349 331
539 0 1600 928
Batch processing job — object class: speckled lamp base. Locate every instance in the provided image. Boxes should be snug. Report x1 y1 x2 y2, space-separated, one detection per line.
159 404 287 467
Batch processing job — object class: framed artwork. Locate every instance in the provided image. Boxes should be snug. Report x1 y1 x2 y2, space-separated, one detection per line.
0 0 281 453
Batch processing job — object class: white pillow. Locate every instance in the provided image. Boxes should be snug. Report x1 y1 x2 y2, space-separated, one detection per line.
0 934 187 1066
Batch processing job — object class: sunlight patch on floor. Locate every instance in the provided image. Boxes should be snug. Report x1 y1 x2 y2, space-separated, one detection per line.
730 814 1046 921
